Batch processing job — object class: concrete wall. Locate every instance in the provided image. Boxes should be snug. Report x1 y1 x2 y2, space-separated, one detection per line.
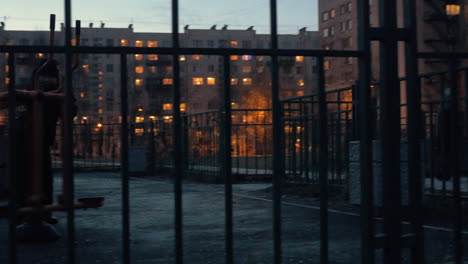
348 140 426 206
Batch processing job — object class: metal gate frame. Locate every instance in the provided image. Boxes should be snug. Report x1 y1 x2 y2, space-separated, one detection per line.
1 0 467 263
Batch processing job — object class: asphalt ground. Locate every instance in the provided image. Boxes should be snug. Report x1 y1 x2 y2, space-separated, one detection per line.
0 172 467 264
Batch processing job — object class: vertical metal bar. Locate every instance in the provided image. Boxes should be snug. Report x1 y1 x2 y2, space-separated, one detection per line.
269 0 283 263
379 0 401 262
403 0 424 262
7 52 17 264
317 56 329 264
449 58 462 264
120 54 130 264
465 70 468 141
222 55 233 264
357 0 374 263
64 1 76 263
172 0 183 262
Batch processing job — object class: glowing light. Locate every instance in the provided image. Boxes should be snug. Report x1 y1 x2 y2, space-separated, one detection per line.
446 4 461 16
207 77 216 85
120 39 128 46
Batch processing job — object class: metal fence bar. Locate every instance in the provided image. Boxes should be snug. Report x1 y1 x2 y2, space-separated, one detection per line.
379 0 402 262
64 2 76 263
449 57 462 264
0 45 365 58
7 52 17 264
317 55 329 264
269 0 283 263
171 0 184 263
222 55 233 264
404 0 424 262
120 53 130 264
357 0 374 263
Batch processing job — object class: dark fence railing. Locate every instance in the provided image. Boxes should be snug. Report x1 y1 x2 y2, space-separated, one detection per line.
282 87 354 184
50 109 274 179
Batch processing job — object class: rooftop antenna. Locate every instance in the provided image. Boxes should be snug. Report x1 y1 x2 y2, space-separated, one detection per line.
100 21 105 28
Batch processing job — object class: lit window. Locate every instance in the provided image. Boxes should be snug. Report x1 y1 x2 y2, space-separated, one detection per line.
82 64 90 72
257 66 264 73
138 108 144 112
135 54 143 60
120 39 128 46
98 84 103 88
36 53 45 58
98 109 103 114
179 55 186 61
135 40 143 47
163 103 173 111
80 92 86 98
295 56 304 62
242 55 252 61
324 60 330 70
192 55 202 60
242 66 252 73
230 41 238 48
257 56 264 62
180 103 187 112
4 78 10 85
148 54 158 61
135 66 144 74
163 116 172 123
135 128 144 135
330 8 336 18
230 55 238 61
193 78 204 85
298 79 305 86
242 78 252 85
231 78 238 85
135 116 145 123
149 116 157 120
98 96 103 101
163 78 173 85
147 41 158 47
297 91 305 96
135 79 143 86
5 65 9 73
207 77 216 85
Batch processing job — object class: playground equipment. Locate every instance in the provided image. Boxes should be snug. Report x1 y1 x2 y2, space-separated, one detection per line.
0 14 104 242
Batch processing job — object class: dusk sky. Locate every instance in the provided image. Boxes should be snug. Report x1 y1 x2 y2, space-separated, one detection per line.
1 0 318 33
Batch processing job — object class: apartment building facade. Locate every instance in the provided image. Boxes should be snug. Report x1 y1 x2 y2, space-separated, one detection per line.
0 23 319 125
319 0 468 93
